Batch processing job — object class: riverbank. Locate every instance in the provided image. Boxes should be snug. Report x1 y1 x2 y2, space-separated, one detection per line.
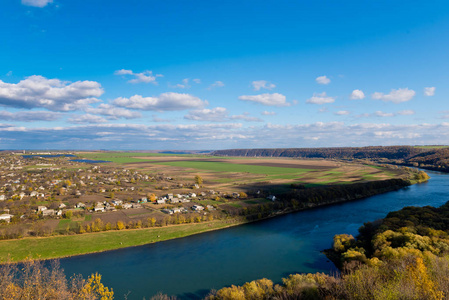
0 219 245 263
0 177 417 263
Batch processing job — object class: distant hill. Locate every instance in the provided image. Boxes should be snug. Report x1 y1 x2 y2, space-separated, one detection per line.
212 146 449 171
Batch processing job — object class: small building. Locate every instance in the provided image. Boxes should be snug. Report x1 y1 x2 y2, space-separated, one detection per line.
192 205 204 211
37 206 47 212
122 203 132 209
170 197 180 203
140 197 148 203
42 209 56 217
76 202 86 209
161 209 173 214
156 199 166 205
0 195 5 201
267 195 276 201
94 206 105 212
0 214 13 223
167 194 173 200
59 203 67 209
112 200 123 206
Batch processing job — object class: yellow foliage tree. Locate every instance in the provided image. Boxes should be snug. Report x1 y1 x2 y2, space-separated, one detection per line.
79 273 114 300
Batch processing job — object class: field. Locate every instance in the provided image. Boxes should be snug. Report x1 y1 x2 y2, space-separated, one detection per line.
76 152 401 194
0 220 241 262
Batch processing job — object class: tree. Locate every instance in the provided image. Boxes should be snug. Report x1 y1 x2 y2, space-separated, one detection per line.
80 273 114 300
194 175 203 185
64 211 73 219
116 221 125 230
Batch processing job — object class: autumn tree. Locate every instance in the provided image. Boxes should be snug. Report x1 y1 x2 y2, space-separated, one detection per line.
194 175 203 185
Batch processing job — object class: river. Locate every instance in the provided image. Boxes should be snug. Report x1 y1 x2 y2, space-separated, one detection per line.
60 170 449 299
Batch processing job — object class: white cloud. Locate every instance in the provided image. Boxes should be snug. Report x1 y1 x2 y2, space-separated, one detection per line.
114 69 163 84
350 89 365 100
261 111 276 116
113 92 207 111
397 110 415 116
335 110 350 116
372 88 415 103
424 87 436 96
192 79 201 84
315 75 330 85
230 113 263 122
21 0 53 7
252 80 276 91
207 81 225 89
374 111 394 117
0 110 61 122
306 92 336 105
169 78 191 89
239 93 290 106
151 115 171 123
0 75 103 111
68 114 107 124
2 121 449 150
185 107 228 122
185 108 263 122
85 104 142 119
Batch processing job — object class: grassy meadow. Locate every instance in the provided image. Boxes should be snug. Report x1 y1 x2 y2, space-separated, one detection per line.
0 220 241 262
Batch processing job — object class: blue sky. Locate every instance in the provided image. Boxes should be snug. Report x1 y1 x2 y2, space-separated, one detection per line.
1 0 449 150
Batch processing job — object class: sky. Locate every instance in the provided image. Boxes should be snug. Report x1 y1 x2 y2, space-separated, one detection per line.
1 0 449 150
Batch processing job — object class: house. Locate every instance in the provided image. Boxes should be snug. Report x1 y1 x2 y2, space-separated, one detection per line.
37 206 47 212
206 205 216 211
167 194 173 200
192 205 204 211
161 209 173 214
172 207 182 214
122 203 132 209
0 195 5 201
267 195 276 201
76 202 86 209
112 200 123 206
0 214 13 223
94 206 105 212
189 193 197 198
170 197 180 203
42 209 56 217
30 191 38 197
156 199 166 204
140 197 148 203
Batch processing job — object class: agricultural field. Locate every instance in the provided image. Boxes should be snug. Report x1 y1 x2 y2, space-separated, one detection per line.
76 152 403 194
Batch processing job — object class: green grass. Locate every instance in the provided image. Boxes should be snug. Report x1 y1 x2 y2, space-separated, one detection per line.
76 152 214 164
57 219 81 231
153 161 313 175
0 220 242 262
84 215 92 221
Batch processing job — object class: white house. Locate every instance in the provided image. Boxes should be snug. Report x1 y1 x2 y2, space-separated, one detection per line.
0 214 13 223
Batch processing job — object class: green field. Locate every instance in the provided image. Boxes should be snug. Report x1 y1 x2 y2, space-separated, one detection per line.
0 220 241 262
76 152 209 164
153 160 313 175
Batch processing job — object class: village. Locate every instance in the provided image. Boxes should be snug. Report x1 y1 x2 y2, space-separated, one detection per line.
0 152 273 239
